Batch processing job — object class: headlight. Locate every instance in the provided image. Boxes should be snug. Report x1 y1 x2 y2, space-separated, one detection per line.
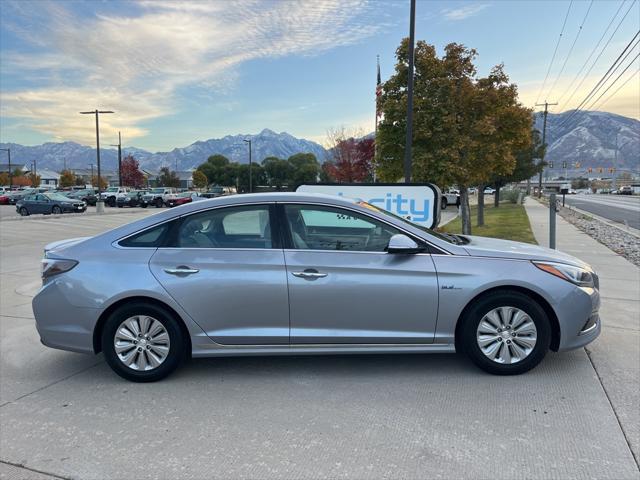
533 261 595 288
41 257 78 280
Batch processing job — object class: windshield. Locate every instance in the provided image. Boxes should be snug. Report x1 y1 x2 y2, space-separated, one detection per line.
106 187 118 192
150 188 164 193
358 201 457 244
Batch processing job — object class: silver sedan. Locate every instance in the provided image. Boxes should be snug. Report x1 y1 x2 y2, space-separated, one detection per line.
33 192 600 382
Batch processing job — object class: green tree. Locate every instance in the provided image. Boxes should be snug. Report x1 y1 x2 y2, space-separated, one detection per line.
491 128 545 207
0 172 9 186
377 40 531 234
197 154 231 186
158 167 180 188
192 170 208 189
262 156 293 190
59 169 75 188
237 163 265 193
74 175 85 186
287 153 319 188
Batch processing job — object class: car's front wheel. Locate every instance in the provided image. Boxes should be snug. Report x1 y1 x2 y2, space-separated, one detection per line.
154 198 163 208
101 302 186 382
459 290 551 375
441 198 448 210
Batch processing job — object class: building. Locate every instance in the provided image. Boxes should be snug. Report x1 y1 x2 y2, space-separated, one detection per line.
35 169 60 187
69 168 119 186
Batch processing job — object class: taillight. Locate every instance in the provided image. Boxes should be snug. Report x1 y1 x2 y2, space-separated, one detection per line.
41 258 78 281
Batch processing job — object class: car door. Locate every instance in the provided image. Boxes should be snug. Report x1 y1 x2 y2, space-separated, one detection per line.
33 194 49 214
281 203 439 344
149 203 290 345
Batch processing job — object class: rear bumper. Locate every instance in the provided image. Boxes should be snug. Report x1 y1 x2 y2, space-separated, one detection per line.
32 280 99 354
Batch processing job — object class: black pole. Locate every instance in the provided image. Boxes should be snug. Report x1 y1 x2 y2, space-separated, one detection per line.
7 149 11 189
249 140 252 193
95 110 102 195
403 0 416 183
118 131 122 187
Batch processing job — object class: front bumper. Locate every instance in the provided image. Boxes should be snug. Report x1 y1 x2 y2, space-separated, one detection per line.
556 286 601 352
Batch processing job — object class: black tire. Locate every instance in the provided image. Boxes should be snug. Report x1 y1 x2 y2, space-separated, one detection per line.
141 204 148 208
108 197 116 207
154 198 163 208
459 290 551 375
19 207 29 216
52 205 62 215
441 198 448 210
101 302 186 382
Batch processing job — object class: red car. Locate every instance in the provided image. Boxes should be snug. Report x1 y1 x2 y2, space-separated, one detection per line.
165 191 203 208
0 194 12 205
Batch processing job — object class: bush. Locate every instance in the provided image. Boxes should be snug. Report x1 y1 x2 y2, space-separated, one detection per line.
502 189 522 204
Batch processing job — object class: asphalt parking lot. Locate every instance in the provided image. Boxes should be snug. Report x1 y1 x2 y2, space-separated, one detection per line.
1 206 638 480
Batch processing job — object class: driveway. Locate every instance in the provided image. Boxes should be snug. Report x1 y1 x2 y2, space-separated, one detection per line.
1 210 638 479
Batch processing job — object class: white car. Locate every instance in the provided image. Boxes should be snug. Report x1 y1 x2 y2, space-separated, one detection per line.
441 191 460 209
483 187 496 195
99 187 130 207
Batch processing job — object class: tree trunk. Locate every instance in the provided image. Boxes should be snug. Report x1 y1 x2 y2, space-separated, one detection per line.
494 186 501 207
477 184 485 227
460 186 472 235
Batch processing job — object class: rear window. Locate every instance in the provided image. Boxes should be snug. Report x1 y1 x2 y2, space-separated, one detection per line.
119 222 171 248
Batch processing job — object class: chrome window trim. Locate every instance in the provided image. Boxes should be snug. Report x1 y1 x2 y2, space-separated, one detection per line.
279 201 452 255
114 199 453 255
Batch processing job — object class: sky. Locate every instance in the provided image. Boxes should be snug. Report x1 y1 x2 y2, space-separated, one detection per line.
0 0 638 152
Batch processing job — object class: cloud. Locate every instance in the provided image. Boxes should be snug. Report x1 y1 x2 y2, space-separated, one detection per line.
0 0 385 145
441 3 490 21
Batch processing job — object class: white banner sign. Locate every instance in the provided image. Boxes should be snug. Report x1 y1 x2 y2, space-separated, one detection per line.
296 184 441 229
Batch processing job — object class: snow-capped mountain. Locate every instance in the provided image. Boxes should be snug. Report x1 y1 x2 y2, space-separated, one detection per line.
2 113 637 175
534 111 638 173
0 129 327 172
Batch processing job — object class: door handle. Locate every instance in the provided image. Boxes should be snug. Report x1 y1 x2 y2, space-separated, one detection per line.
292 270 328 280
164 266 200 275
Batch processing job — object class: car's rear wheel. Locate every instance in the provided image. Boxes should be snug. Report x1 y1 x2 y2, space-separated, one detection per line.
101 302 186 382
19 207 29 216
52 205 62 215
459 291 551 375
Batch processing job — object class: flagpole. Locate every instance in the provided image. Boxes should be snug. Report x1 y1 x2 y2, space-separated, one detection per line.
374 54 380 183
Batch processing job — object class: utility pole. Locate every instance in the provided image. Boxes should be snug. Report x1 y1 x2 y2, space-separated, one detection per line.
110 131 122 187
403 0 416 183
243 138 253 193
0 148 11 189
535 101 557 197
32 159 37 185
90 164 94 183
612 131 619 191
80 109 114 212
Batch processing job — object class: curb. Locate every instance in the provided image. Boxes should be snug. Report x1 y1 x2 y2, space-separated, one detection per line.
561 203 640 240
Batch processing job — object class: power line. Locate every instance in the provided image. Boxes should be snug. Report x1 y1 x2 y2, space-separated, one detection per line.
534 0 574 105
583 51 640 110
559 0 637 110
545 0 594 102
593 69 639 111
556 30 639 129
557 0 627 106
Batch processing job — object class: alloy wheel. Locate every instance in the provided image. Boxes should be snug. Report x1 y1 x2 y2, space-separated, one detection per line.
476 306 538 364
113 315 171 371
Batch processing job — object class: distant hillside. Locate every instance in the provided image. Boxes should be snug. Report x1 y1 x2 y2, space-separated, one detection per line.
2 112 637 176
534 111 638 174
0 129 327 172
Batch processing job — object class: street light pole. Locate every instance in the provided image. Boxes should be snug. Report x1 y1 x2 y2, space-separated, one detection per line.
110 131 122 187
0 148 11 189
535 101 557 197
80 110 114 212
403 0 416 183
243 139 252 193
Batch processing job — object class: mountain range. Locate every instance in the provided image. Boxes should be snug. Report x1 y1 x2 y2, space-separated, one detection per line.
1 111 637 175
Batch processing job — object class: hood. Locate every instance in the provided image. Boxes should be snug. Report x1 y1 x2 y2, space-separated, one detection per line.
44 236 91 256
461 235 591 269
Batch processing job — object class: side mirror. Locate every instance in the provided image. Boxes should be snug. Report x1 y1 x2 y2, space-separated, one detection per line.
387 234 422 254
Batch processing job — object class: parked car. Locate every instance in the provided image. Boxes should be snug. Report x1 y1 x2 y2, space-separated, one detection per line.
483 187 496 195
66 189 98 206
116 191 146 208
441 191 460 210
201 186 236 198
34 192 601 382
142 187 176 208
16 192 86 216
99 187 130 207
6 188 37 204
0 193 11 205
618 186 633 195
165 191 204 208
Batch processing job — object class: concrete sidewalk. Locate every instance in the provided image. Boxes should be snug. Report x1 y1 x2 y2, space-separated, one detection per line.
525 198 640 467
